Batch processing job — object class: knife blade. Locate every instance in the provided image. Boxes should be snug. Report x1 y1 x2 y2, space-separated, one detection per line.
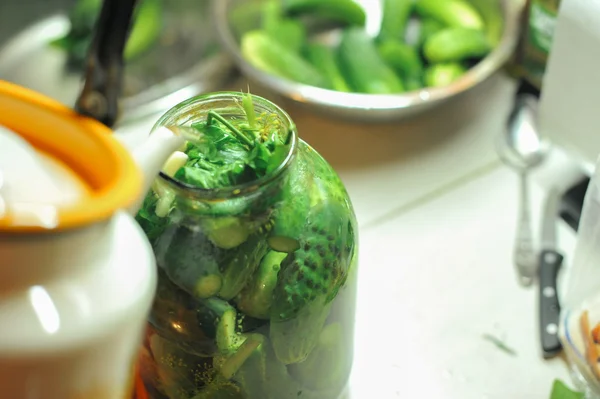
539 188 564 358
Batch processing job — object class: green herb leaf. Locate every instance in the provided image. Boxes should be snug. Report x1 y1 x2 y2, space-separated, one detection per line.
267 144 289 174
169 98 289 191
550 379 584 399
249 144 272 172
135 193 170 241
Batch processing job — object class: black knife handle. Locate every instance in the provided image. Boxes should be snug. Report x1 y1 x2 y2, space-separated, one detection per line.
539 249 564 358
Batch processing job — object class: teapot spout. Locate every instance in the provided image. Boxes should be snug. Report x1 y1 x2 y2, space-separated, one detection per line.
127 126 185 215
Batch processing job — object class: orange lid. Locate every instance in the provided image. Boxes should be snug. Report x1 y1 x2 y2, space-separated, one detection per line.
0 80 142 233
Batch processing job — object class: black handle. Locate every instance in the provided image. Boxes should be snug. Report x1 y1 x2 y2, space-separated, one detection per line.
516 79 541 99
559 177 590 233
539 249 564 358
74 0 138 127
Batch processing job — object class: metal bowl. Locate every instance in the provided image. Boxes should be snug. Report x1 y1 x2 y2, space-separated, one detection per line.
0 0 237 126
214 0 523 123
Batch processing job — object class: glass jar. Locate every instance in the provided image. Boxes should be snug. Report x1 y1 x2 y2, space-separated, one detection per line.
135 92 358 399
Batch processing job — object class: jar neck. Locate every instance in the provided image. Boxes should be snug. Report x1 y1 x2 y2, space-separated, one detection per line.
152 92 298 204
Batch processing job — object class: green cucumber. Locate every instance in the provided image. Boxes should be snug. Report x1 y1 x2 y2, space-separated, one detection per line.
283 0 366 26
218 233 268 301
269 202 352 364
237 335 341 399
424 27 491 63
124 0 162 60
236 250 288 319
53 0 161 64
196 297 237 340
201 216 249 249
304 43 351 92
262 0 307 52
218 334 264 379
229 0 265 39
377 40 423 91
378 0 414 42
268 19 307 53
417 18 445 48
267 154 311 253
203 336 265 396
468 0 504 46
235 338 270 398
241 30 329 88
338 28 405 94
195 275 223 299
424 62 467 87
157 225 223 299
262 0 282 30
267 236 300 253
214 301 244 353
415 0 484 30
270 300 333 365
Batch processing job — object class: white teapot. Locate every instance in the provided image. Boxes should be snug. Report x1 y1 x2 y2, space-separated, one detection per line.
0 80 186 399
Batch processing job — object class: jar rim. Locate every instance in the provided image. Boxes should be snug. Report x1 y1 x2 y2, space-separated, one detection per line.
152 91 298 200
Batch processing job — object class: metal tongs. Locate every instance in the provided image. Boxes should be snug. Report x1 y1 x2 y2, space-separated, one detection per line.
74 0 138 128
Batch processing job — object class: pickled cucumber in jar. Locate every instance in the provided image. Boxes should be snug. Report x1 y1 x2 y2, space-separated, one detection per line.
136 92 358 399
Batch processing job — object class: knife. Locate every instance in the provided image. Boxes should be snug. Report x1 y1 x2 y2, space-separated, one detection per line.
539 188 564 358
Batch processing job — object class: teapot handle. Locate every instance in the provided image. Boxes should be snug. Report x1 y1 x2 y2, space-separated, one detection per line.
74 0 138 128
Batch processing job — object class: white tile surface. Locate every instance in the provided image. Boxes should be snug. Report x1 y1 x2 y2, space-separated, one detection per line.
348 166 575 399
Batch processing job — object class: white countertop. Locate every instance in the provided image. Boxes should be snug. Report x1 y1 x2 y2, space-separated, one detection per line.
348 165 579 399
115 72 589 398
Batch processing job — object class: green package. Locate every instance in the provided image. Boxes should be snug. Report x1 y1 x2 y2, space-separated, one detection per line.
512 0 562 90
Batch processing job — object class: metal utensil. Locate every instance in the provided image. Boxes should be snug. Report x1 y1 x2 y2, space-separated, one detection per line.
76 0 137 127
539 188 564 358
213 0 522 123
497 93 548 287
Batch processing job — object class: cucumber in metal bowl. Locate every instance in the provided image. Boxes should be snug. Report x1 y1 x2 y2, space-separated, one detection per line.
213 0 522 123
0 0 237 126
